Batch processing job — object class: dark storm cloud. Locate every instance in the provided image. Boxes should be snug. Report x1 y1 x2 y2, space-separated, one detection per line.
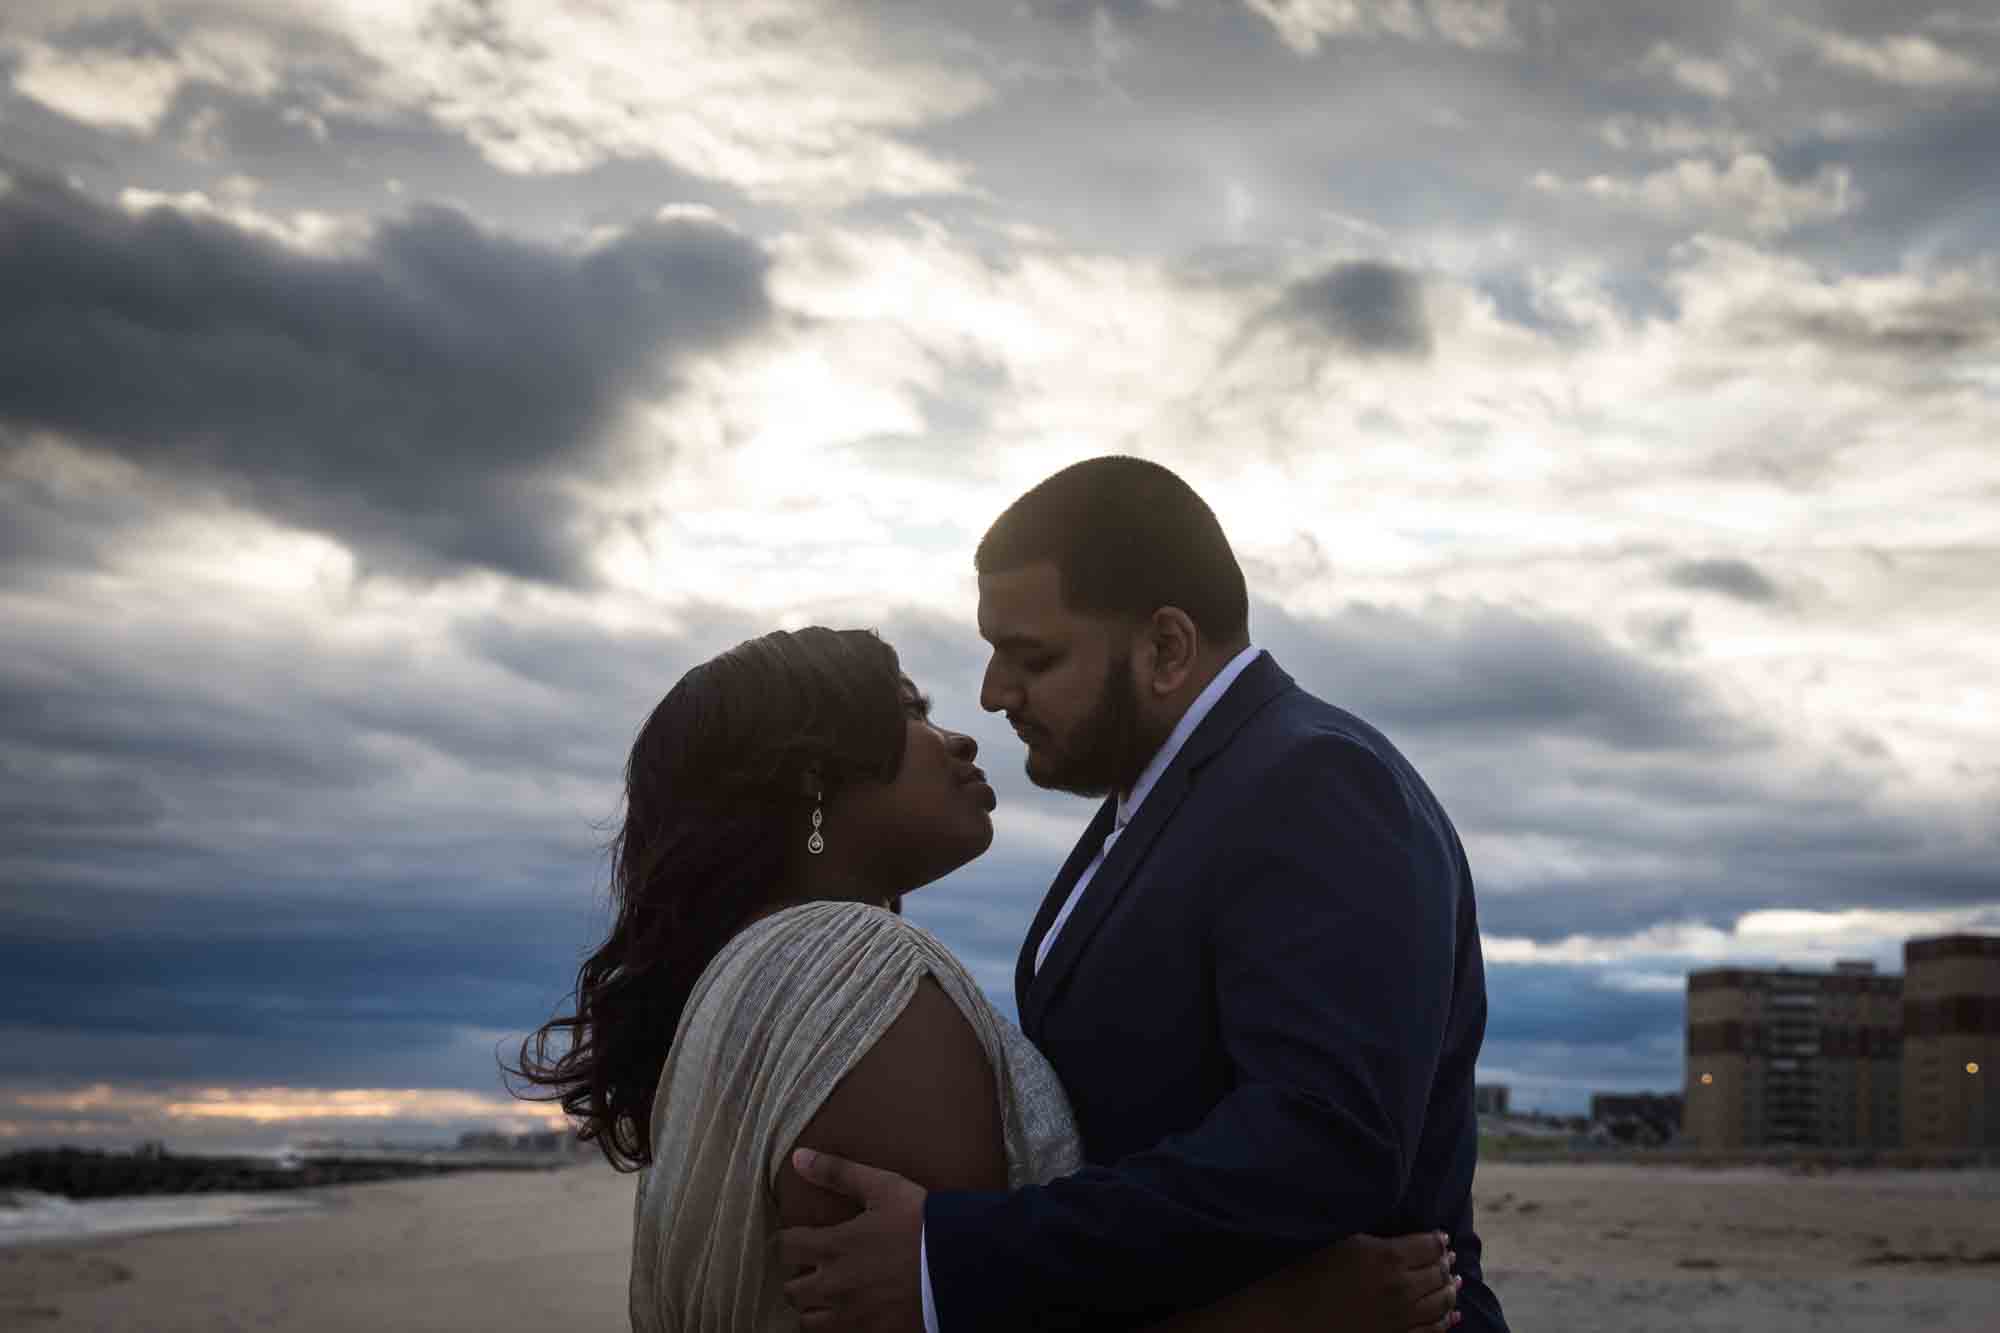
1781 307 1992 358
29 9 179 58
0 894 596 1045
1257 599 1736 752
0 440 160 572
0 653 389 792
3 952 476 1047
1451 754 2000 944
1470 856 1996 948
0 538 1069 1073
866 0 2000 318
1482 964 1684 1050
3 0 1994 1133
182 81 768 242
1478 1032 1689 1110
1013 0 1161 25
0 164 772 582
1265 260 1432 356
1251 596 2000 945
2 567 1991 1118
0 42 764 256
1628 609 1695 657
1714 259 2000 363
1666 557 1783 604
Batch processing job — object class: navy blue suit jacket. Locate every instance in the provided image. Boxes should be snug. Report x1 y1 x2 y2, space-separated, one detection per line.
925 652 1506 1331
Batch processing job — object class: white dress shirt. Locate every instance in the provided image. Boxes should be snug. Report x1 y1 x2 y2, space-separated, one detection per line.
920 645 1262 1333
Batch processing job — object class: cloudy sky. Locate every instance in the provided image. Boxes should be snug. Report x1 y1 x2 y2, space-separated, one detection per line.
3 0 1997 1148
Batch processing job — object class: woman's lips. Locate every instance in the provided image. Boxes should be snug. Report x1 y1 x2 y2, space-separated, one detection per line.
960 767 997 810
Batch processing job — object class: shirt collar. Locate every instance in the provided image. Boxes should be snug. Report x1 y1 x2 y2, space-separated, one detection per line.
1115 644 1261 830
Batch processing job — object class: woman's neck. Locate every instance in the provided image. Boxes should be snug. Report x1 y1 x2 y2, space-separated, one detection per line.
745 866 894 928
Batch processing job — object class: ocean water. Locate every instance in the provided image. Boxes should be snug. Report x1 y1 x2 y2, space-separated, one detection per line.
0 1188 325 1247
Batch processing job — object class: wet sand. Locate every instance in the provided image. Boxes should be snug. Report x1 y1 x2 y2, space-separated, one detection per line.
1477 1162 2000 1332
1 1165 630 1331
5 1159 1998 1330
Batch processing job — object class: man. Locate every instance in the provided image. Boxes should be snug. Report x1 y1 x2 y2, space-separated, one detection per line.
781 457 1506 1331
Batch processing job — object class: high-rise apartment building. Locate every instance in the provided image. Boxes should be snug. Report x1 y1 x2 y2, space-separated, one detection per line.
1684 961 1902 1150
1902 934 2000 1151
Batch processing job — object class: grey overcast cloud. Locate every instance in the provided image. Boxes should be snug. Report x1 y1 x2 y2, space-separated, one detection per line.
2 0 1997 1145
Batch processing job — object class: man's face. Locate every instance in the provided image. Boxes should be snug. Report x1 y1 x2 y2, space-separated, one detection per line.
976 562 1155 798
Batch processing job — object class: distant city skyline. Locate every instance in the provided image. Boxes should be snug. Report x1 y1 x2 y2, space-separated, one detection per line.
1684 931 1998 1152
3 0 1998 1145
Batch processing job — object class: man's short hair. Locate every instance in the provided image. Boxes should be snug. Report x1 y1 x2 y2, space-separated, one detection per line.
976 456 1249 642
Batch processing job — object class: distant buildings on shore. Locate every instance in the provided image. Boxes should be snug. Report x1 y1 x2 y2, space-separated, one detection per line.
1588 1091 1683 1144
455 1128 589 1155
1905 935 2000 1150
1684 933 1998 1152
1474 1084 1684 1143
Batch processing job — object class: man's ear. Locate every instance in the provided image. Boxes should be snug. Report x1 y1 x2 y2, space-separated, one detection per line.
1142 607 1200 697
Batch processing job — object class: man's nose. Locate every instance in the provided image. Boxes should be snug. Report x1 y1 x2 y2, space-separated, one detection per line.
980 660 1008 712
979 660 1013 714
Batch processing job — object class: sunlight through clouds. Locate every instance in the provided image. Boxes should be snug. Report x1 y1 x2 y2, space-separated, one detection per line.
280 0 986 203
2 0 1996 1123
1484 904 2000 972
6 22 281 133
6 1085 568 1135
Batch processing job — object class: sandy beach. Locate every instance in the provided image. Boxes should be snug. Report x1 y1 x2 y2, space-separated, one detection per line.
5 1160 1998 1331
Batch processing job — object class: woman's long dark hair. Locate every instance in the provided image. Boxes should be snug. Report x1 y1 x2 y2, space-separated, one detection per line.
509 628 907 1169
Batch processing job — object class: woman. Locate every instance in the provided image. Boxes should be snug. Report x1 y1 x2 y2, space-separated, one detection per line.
514 628 1460 1331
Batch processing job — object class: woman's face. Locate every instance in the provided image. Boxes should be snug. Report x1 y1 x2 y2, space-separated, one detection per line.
830 677 996 896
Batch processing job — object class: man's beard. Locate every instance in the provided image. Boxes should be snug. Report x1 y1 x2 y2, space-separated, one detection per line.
1027 647 1164 799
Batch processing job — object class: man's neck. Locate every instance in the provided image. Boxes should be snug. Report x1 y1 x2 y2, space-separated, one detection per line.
1149 638 1251 736
1117 641 1256 808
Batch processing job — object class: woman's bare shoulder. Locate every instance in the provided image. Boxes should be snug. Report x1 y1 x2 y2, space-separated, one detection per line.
698 901 916 995
773 974 1007 1227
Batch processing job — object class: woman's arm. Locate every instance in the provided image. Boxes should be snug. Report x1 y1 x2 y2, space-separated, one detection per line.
1151 1232 1460 1333
775 977 1008 1230
776 978 1456 1332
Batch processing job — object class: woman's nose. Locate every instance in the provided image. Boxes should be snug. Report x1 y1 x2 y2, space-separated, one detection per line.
946 729 978 761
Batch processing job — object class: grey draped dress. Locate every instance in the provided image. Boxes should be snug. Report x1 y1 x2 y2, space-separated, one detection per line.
630 901 1083 1332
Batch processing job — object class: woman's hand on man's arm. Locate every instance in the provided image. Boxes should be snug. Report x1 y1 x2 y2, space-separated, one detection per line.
1147 1230 1460 1333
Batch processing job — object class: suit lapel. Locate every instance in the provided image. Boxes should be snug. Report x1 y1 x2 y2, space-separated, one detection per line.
1021 756 1194 1030
1020 653 1294 1033
1016 797 1117 1034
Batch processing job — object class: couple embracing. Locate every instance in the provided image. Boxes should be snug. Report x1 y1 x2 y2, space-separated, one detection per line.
517 457 1508 1332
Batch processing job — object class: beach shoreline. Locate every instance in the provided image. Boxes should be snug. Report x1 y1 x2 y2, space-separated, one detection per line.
2 1162 633 1332
5 1160 1998 1331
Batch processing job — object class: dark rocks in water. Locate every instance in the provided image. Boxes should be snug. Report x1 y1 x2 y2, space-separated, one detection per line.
0 1147 564 1201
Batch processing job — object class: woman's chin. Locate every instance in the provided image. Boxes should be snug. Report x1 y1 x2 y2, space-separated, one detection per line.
907 828 994 896
956 816 997 865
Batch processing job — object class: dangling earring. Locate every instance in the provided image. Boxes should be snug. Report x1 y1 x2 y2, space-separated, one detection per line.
807 789 825 856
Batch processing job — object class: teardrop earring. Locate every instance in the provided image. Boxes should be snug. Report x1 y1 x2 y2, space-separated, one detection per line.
807 790 825 856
